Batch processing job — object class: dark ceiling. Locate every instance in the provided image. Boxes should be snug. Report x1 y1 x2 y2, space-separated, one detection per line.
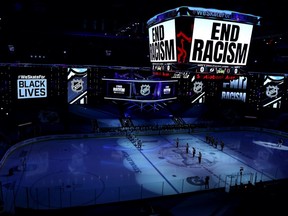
0 0 287 36
0 0 286 67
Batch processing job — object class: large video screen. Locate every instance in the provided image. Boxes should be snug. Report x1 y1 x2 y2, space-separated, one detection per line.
107 82 131 98
190 75 206 104
11 67 51 101
67 68 88 104
221 76 248 102
7 66 69 110
148 19 177 63
148 15 254 70
190 18 253 66
17 74 47 99
103 78 177 102
261 75 284 109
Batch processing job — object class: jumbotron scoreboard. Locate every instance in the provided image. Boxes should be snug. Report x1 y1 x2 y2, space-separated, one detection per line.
147 6 261 75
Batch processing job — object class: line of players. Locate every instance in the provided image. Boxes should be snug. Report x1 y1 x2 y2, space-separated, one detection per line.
205 134 225 151
127 133 143 150
128 132 226 154
175 135 224 151
175 135 225 162
176 138 202 163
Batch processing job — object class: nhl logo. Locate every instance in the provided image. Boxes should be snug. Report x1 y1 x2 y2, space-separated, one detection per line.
193 81 203 94
71 79 84 93
266 85 279 98
140 84 150 96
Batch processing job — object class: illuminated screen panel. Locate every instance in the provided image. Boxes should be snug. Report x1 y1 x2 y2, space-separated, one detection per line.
161 83 175 98
67 68 88 104
134 82 158 100
132 80 178 102
190 18 253 66
17 75 47 99
8 66 68 108
103 78 177 102
107 82 131 98
221 76 248 103
148 15 254 75
8 66 63 112
12 67 52 101
261 75 284 109
190 75 206 104
148 19 177 63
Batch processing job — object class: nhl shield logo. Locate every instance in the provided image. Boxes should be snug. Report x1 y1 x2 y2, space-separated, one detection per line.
266 85 279 98
193 81 203 94
71 79 84 93
140 84 150 96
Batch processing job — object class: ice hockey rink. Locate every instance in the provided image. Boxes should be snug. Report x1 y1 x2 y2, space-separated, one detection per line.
1 128 288 215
